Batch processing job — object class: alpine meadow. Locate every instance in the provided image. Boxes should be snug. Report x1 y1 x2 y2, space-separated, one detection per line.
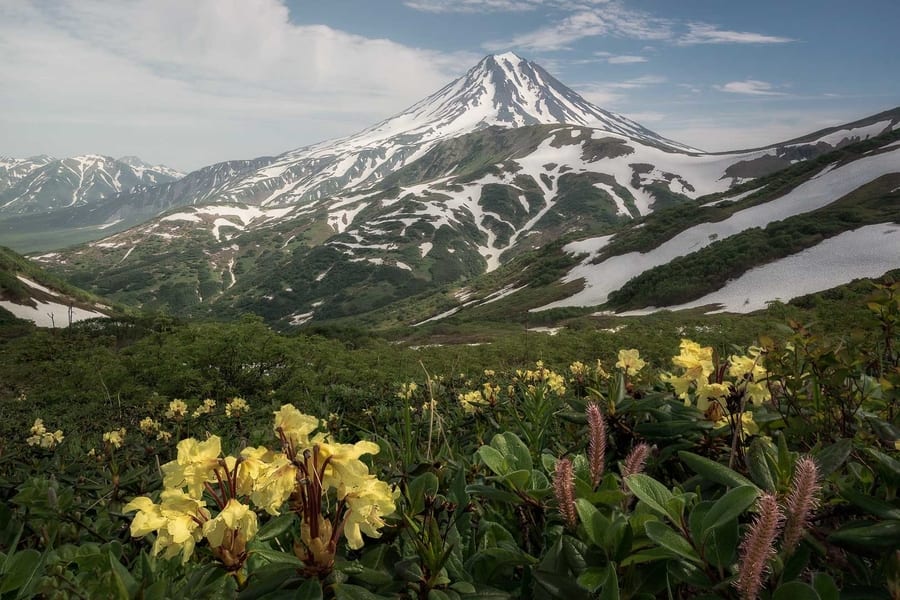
1 2 899 599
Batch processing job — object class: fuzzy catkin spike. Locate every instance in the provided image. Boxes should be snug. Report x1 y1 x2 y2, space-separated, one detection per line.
736 492 784 600
782 456 821 555
586 402 607 488
621 443 651 479
553 458 577 529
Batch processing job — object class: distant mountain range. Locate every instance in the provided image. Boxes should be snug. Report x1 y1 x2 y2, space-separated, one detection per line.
2 52 898 328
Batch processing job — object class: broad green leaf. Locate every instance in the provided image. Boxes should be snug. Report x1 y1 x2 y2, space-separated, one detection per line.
465 484 523 505
109 551 139 600
813 439 853 477
249 548 306 568
477 446 508 477
701 486 758 536
811 572 839 600
503 469 531 491
494 432 532 472
625 474 675 520
0 549 41 595
772 581 820 600
599 563 620 600
747 438 777 491
829 520 900 552
575 499 609 548
678 452 758 490
577 567 607 593
644 521 701 565
840 488 900 520
256 513 296 542
332 583 387 600
867 448 900 484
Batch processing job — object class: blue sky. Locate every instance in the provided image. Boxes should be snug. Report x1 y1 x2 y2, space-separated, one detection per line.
1 0 897 171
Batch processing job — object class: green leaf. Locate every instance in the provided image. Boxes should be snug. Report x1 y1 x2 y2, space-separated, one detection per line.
840 488 900 520
772 581 820 600
599 563 620 600
109 550 139 600
465 484 523 505
811 572 839 600
477 446 508 477
332 583 388 600
494 432 532 472
813 439 853 477
577 567 607 593
502 469 532 491
408 472 440 515
829 520 900 552
701 486 758 536
867 448 900 485
249 548 306 568
575 499 610 548
747 438 777 491
643 521 701 565
678 452 758 490
256 513 296 542
0 549 41 595
625 474 675 521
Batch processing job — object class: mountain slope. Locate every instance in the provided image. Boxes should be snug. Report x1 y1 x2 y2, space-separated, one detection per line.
0 245 112 327
0 154 183 216
25 53 900 326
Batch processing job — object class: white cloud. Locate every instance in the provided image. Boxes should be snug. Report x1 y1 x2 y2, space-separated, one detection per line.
607 55 647 64
573 75 666 105
715 80 786 96
0 1 475 170
480 3 791 51
679 23 793 45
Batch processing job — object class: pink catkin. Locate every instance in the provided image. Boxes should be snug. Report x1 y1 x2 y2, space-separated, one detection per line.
782 456 821 554
553 458 577 529
737 492 784 600
621 443 651 479
586 402 607 488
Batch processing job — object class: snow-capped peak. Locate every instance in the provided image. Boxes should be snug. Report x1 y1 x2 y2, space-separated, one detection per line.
288 53 696 159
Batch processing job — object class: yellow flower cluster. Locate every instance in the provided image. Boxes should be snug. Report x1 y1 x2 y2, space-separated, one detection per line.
140 417 160 435
124 404 396 573
515 361 567 396
165 399 188 420
192 398 217 418
103 427 127 449
396 382 418 401
459 390 488 413
225 397 249 418
616 349 646 376
660 339 770 413
26 418 64 449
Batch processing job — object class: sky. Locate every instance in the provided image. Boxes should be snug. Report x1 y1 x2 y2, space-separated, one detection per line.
1 0 898 172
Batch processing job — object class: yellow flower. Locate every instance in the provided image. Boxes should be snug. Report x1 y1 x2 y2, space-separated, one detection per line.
342 476 397 550
696 383 731 412
202 499 258 549
140 417 160 435
396 382 418 401
26 418 64 449
249 452 297 515
458 390 487 413
483 369 495 377
165 399 188 420
192 398 217 418
156 430 172 442
162 435 223 498
103 427 127 449
123 490 209 563
671 339 714 382
715 411 760 439
616 349 646 376
225 397 249 418
273 404 320 448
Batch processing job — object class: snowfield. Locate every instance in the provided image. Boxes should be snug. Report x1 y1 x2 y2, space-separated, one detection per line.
536 145 900 311
616 223 900 315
